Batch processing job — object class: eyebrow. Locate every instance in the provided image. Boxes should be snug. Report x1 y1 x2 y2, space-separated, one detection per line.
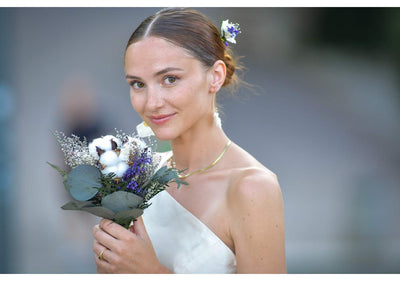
125 67 184 80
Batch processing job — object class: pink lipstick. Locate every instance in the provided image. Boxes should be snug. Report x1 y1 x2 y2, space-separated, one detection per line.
149 113 176 125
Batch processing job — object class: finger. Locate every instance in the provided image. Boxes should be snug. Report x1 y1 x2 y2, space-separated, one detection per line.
100 219 130 240
93 224 121 252
93 240 106 259
132 216 150 240
94 253 112 273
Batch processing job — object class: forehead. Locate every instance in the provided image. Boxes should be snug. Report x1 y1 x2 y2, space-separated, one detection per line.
125 37 196 73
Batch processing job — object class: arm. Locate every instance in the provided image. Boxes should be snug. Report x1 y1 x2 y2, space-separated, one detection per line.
92 217 172 273
228 170 286 273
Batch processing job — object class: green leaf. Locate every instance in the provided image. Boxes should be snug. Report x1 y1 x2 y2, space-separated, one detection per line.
115 208 144 221
47 162 67 177
62 176 69 192
66 165 101 201
61 201 116 220
151 166 168 180
101 191 143 214
61 200 94 210
80 206 116 220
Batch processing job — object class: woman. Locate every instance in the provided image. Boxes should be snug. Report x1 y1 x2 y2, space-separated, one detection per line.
92 8 286 273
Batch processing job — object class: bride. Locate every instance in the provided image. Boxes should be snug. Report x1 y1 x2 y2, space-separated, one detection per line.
92 8 286 273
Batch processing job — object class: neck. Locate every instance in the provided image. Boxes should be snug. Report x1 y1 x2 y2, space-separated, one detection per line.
170 119 229 174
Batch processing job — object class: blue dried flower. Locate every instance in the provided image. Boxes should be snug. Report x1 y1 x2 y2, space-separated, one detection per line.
220 19 241 46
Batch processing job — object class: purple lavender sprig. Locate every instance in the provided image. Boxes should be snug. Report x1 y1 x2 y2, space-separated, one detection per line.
122 149 153 197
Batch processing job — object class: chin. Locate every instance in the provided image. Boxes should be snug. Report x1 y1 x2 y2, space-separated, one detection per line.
153 128 178 142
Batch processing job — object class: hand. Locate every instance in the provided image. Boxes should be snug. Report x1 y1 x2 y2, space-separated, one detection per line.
92 217 170 273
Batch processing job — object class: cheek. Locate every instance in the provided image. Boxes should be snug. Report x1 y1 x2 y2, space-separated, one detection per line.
129 91 145 116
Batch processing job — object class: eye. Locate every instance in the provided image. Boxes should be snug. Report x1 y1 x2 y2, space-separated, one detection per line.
130 80 145 89
163 75 179 85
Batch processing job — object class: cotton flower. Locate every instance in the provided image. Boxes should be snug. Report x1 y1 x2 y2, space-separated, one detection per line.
103 135 122 148
119 144 131 162
115 162 129 178
89 135 122 160
101 165 117 176
88 138 103 160
99 150 120 167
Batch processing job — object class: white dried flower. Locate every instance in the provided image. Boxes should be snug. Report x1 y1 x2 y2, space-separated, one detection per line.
119 144 131 162
103 135 122 148
102 165 117 176
99 150 119 167
220 19 240 46
89 135 122 159
136 122 155 138
115 162 129 178
88 138 102 160
53 131 97 168
128 136 147 150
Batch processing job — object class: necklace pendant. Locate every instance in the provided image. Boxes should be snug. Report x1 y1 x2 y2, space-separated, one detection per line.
171 140 232 179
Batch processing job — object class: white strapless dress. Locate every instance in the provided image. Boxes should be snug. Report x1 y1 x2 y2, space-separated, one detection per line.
142 190 237 273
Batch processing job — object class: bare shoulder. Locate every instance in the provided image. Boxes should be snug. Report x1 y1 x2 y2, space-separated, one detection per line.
225 143 282 207
227 166 282 212
224 143 286 272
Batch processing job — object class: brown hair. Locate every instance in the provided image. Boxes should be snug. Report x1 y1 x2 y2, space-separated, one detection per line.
125 8 239 88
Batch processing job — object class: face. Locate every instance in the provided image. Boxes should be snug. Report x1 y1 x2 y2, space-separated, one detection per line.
125 37 215 141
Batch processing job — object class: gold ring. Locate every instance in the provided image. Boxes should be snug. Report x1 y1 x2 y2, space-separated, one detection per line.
98 249 105 260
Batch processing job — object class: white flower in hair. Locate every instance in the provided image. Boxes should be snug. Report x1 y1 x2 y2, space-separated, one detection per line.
220 19 241 46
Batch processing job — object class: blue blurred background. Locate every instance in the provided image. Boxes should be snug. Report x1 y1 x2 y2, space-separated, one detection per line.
0 7 399 273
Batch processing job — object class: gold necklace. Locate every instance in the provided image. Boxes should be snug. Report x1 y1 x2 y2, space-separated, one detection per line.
170 140 232 179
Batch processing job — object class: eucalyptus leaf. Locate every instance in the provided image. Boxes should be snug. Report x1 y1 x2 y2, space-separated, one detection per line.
61 200 116 220
61 200 94 210
80 206 116 220
101 191 143 214
151 166 167 181
66 165 101 201
115 208 144 221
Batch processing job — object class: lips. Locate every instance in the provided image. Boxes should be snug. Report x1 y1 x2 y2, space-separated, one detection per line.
149 113 176 125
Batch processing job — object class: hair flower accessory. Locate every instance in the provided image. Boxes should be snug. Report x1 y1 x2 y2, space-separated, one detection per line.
220 19 241 46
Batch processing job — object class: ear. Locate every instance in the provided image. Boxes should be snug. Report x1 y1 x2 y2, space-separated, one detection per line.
209 60 226 94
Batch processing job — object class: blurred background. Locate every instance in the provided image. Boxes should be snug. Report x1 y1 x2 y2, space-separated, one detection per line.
0 7 399 273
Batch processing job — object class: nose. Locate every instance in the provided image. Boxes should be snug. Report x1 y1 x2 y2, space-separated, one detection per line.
145 85 164 111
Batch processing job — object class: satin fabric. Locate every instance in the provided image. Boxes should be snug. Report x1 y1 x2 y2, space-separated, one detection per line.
142 190 237 273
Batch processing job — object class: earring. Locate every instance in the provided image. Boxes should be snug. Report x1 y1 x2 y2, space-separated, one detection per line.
212 95 222 128
214 109 222 128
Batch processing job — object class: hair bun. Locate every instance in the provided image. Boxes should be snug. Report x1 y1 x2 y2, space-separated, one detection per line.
223 52 236 87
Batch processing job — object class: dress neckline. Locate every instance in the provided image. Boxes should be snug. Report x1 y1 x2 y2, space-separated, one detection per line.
163 189 235 256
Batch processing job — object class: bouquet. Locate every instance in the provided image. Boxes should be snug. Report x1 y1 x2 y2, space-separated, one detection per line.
48 130 185 229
